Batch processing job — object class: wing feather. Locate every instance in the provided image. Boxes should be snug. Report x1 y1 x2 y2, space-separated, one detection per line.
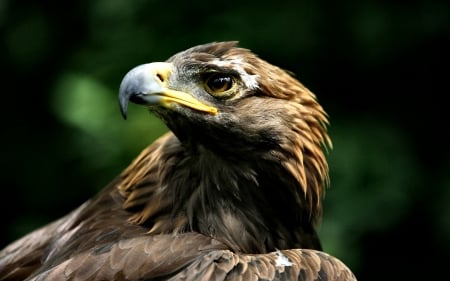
24 233 225 281
181 249 356 281
16 232 355 281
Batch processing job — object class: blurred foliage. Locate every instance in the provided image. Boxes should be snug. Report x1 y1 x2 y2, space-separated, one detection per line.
50 72 167 185
0 0 449 280
320 119 419 269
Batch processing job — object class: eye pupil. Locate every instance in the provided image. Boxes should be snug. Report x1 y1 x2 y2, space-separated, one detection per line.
206 74 233 93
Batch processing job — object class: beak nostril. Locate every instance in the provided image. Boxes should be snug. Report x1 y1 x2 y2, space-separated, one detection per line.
156 73 164 83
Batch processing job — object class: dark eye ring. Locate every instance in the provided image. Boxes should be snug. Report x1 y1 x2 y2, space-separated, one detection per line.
204 73 236 97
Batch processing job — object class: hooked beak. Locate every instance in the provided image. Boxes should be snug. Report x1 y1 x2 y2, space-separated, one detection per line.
118 62 218 119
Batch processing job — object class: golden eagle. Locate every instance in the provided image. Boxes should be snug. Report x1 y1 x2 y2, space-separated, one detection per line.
0 41 356 280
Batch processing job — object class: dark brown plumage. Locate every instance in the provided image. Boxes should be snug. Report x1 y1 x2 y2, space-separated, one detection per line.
0 41 356 280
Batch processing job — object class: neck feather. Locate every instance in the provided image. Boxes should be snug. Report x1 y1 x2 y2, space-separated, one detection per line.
117 131 326 253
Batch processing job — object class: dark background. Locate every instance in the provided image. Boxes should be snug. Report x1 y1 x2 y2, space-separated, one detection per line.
1 0 449 280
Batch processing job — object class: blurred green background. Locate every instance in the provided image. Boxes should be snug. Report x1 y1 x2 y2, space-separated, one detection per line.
0 0 448 280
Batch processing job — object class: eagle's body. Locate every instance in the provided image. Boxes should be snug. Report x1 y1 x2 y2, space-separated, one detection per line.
0 42 356 280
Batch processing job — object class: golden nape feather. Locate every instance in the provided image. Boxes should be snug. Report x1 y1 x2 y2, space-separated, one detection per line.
0 41 356 280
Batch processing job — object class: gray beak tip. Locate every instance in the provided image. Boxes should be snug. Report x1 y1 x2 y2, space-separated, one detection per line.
118 92 129 120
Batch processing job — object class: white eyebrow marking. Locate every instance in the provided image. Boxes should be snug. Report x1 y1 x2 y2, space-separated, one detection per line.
212 58 259 90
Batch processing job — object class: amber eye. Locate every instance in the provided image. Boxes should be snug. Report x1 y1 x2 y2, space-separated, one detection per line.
204 73 236 97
